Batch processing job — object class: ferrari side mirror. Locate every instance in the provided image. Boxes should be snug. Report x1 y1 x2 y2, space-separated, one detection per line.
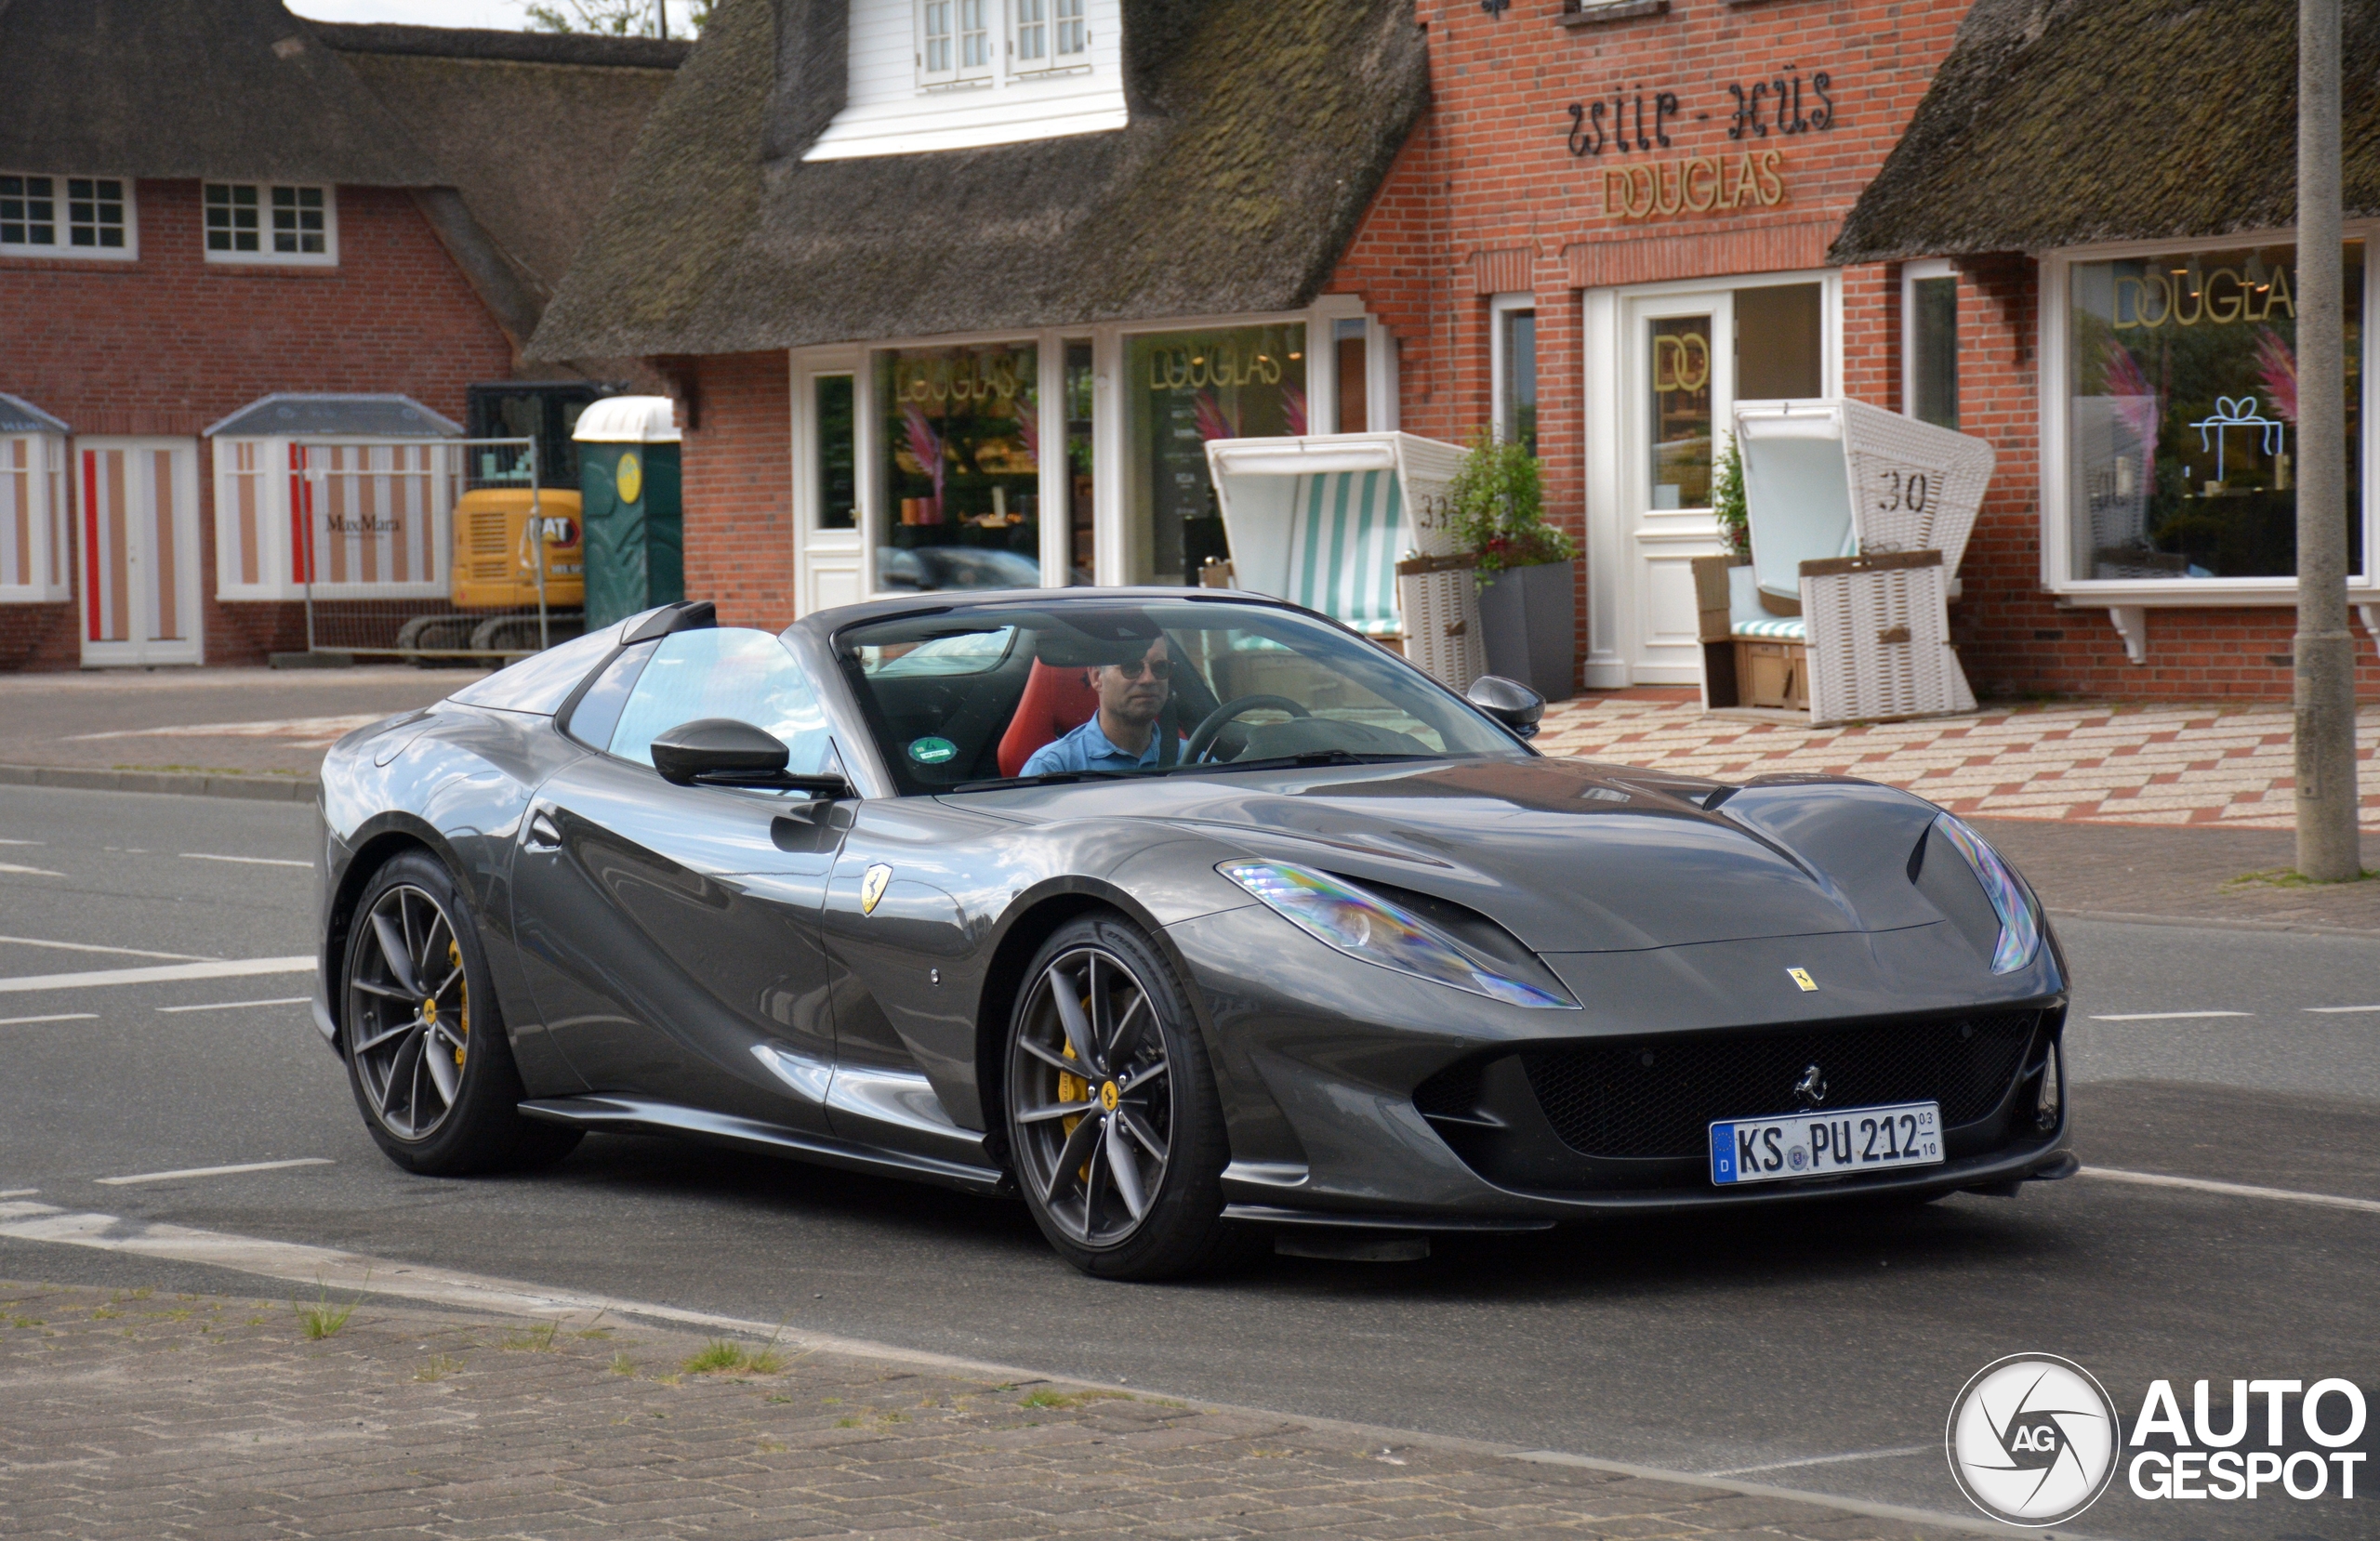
1465 675 1545 739
650 718 849 798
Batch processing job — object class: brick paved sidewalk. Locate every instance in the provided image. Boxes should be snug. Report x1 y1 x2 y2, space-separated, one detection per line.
0 666 456 778
1535 692 2380 831
0 1280 1942 1541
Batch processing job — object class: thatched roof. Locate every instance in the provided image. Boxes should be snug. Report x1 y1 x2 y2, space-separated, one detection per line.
0 0 436 186
318 25 688 301
1831 0 2380 263
526 0 1431 360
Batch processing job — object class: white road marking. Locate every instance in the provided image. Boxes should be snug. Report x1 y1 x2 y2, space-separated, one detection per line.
0 956 313 994
64 714 386 743
156 997 310 1014
2087 1010 2254 1021
2082 1166 2380 1215
0 1013 99 1027
2306 1004 2380 1013
0 862 64 877
1702 1444 1934 1477
0 837 42 845
0 1189 36 1198
95 1158 334 1187
0 934 213 962
179 853 311 869
0 1204 2086 1541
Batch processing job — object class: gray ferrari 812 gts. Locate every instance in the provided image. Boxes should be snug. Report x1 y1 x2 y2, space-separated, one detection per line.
314 591 2072 1278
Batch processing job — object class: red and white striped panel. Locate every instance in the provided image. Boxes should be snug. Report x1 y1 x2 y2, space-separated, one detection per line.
298 443 444 593
81 445 184 642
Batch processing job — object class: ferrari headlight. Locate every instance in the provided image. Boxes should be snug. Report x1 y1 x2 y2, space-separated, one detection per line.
1934 813 2041 974
1218 860 1573 1008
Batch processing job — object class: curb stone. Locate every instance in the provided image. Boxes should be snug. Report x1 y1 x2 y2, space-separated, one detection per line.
0 763 320 803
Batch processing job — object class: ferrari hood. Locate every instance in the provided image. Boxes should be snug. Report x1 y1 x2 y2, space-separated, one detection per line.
960 757 1948 954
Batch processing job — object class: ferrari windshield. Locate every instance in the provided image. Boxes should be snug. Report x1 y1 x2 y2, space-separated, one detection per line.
835 598 1530 794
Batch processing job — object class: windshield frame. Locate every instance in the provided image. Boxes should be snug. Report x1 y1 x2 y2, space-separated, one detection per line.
825 592 1539 799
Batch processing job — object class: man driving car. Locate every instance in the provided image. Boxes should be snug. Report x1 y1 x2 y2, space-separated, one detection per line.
1020 638 1173 777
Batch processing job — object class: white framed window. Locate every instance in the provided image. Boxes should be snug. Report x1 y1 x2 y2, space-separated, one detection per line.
1902 258 1957 429
1 173 136 259
1013 0 1046 67
204 182 337 265
1489 293 1538 454
1055 0 1087 59
0 432 73 601
919 0 991 84
2040 228 2374 600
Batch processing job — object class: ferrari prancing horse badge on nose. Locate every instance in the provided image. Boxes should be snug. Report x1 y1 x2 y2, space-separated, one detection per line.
860 863 893 915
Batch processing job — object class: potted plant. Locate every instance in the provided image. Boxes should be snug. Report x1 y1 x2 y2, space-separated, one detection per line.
1447 430 1579 700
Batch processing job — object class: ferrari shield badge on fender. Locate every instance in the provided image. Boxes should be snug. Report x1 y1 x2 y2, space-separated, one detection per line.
860 863 893 915
1787 967 1818 992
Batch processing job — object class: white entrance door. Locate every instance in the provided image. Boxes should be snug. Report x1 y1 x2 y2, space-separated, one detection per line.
78 437 202 665
1619 289 1735 684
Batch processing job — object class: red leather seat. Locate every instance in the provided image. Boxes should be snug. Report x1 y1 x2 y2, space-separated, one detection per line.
998 660 1100 777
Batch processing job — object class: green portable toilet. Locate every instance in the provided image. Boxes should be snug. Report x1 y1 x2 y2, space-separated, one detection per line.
574 396 683 630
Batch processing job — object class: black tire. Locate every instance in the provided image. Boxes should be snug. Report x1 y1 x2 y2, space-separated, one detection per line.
340 850 581 1176
1003 914 1242 1281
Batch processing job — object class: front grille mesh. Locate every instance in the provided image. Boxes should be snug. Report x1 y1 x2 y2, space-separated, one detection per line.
1510 1013 2040 1160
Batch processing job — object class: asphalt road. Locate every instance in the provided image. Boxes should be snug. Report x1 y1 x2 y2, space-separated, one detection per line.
1 784 2373 1540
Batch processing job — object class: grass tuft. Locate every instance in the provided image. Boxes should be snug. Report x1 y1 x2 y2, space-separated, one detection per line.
609 1352 636 1376
2225 865 2380 891
415 1353 464 1382
292 1282 357 1341
1019 1388 1134 1409
501 1320 562 1352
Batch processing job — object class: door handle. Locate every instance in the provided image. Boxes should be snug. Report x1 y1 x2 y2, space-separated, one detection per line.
525 809 562 850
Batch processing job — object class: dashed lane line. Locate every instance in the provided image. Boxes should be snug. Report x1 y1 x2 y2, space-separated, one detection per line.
0 956 314 994
0 862 63 877
95 1158 334 1187
2087 1009 2254 1021
179 853 311 869
0 934 214 963
2306 1004 2380 1013
2082 1166 2380 1214
0 1200 2056 1541
155 997 311 1014
0 1013 99 1027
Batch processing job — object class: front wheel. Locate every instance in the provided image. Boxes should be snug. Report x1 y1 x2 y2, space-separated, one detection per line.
1005 915 1240 1280
341 850 581 1175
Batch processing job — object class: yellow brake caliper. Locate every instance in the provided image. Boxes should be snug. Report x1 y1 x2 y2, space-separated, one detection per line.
1056 1008 1092 1181
449 939 468 1067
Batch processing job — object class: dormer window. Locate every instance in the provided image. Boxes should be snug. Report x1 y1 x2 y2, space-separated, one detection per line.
1015 0 1045 65
1014 0 1088 72
919 0 991 85
1055 0 1086 58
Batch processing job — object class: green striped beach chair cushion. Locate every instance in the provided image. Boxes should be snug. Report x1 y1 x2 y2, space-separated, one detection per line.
1732 615 1807 641
1288 469 1405 636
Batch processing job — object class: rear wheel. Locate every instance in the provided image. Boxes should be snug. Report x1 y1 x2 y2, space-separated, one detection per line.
341 850 580 1175
1005 915 1240 1280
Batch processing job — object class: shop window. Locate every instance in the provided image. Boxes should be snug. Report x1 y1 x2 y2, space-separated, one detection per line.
1335 319 1369 434
1735 282 1823 401
1904 261 1959 428
205 182 335 264
1 174 133 258
1064 340 1095 582
1493 301 1537 454
875 343 1040 593
815 374 856 530
2065 242 2364 583
1649 315 1712 509
1125 323 1306 585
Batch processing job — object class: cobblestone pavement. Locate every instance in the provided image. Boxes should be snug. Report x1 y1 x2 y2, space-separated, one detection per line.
0 1281 1945 1541
1536 691 2380 831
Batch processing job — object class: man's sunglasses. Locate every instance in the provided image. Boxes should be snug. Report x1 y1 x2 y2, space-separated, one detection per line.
1106 657 1172 680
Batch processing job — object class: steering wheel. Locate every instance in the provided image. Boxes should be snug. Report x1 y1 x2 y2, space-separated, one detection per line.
1183 694 1311 762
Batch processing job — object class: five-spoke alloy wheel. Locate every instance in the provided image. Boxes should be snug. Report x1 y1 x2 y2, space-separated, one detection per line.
1006 915 1239 1279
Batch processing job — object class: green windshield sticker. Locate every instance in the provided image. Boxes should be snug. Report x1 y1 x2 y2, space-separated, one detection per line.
908 736 958 765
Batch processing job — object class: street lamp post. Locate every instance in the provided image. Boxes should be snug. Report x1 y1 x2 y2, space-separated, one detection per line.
2294 0 2359 880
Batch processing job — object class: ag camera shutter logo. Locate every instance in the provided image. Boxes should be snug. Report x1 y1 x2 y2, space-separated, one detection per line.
1946 1353 2120 1525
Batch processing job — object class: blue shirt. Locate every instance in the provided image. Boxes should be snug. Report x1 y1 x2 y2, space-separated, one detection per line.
1021 716 1161 778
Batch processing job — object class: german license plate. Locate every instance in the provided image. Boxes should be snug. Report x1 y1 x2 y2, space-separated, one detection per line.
1709 1100 1942 1186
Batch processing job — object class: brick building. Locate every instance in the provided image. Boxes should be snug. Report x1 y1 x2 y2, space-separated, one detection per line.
0 0 687 668
536 0 2375 702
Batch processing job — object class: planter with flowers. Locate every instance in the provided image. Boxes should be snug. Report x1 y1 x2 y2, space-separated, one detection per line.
1447 432 1579 701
